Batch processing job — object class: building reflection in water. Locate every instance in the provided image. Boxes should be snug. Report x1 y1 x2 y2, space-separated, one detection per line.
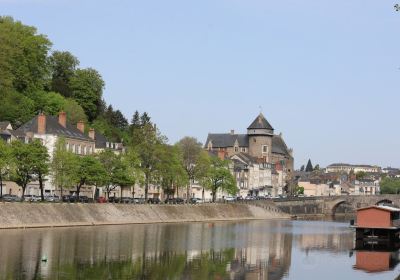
353 241 400 274
0 220 387 280
0 221 292 280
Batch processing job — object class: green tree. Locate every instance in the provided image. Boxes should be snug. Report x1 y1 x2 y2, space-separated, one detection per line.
70 155 105 199
0 140 11 198
356 171 367 180
380 178 400 194
204 157 237 202
314 164 320 171
195 151 212 201
0 89 36 127
129 118 166 201
30 139 50 201
97 150 135 199
70 68 105 121
51 137 76 197
156 145 188 200
305 159 313 172
49 51 79 97
10 141 36 199
176 137 203 202
300 165 305 172
64 98 88 124
31 91 67 116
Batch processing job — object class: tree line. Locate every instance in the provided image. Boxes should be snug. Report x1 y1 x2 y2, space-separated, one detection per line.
0 113 237 202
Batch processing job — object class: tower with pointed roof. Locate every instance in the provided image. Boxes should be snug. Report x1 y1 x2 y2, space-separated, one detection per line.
247 113 274 161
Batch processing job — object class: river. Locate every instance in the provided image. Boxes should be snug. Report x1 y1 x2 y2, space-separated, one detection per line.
0 219 398 280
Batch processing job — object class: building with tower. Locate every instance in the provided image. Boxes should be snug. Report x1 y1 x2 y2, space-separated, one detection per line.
204 113 294 197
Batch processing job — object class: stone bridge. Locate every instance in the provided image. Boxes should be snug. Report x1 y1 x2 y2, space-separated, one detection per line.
244 195 400 216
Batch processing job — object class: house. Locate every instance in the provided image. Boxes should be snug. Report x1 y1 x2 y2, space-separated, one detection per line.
204 113 294 197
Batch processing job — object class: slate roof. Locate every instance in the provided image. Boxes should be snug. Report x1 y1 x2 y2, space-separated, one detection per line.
16 115 93 142
0 121 11 130
205 133 292 157
94 131 108 149
247 113 274 130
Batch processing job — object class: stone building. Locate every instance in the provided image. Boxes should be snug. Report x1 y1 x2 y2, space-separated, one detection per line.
205 113 294 197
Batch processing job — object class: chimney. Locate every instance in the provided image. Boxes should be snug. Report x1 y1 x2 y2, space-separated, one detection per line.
88 128 95 140
230 130 235 135
217 150 225 160
58 111 67 127
77 120 85 133
37 113 46 134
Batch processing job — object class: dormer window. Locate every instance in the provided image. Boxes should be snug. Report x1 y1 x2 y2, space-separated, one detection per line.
234 147 239 152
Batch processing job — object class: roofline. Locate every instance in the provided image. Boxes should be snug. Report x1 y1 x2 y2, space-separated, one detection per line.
357 205 400 212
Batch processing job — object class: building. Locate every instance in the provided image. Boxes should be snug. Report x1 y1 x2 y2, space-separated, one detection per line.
205 113 294 197
326 163 381 174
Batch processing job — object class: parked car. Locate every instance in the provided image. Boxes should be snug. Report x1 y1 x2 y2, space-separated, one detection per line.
108 196 118 203
2 194 20 202
189 198 204 204
24 195 41 202
147 198 161 204
119 197 133 204
45 195 60 202
165 197 185 204
133 198 145 204
78 196 90 203
224 196 236 202
245 196 256 201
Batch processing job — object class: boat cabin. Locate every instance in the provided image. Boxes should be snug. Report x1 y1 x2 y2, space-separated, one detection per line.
356 206 400 229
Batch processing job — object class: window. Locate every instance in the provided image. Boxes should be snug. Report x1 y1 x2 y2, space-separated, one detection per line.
71 144 75 153
241 148 246 152
65 143 69 151
234 147 239 152
262 145 268 154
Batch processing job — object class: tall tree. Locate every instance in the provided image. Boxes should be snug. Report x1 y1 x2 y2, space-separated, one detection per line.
0 16 52 93
51 137 76 197
177 137 203 202
195 151 212 201
204 157 237 202
70 155 105 199
49 51 79 97
0 140 11 198
157 145 188 200
10 141 36 199
30 139 50 201
305 159 314 172
69 68 105 121
0 89 36 127
130 122 165 201
97 150 135 199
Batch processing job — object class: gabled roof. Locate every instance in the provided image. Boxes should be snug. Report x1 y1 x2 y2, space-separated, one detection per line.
205 133 249 148
247 113 274 130
357 205 400 212
231 153 259 165
0 121 12 130
16 115 93 142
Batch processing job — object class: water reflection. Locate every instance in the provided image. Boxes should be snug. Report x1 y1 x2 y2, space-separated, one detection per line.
0 220 398 279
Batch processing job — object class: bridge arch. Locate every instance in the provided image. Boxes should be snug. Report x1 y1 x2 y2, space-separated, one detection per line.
375 199 394 206
330 200 355 216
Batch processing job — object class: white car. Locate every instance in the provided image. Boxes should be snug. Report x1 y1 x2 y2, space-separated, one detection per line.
224 196 237 202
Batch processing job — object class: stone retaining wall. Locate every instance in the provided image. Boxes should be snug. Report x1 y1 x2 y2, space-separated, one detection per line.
0 203 289 229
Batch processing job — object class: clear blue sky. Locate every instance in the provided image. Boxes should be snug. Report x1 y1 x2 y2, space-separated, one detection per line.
3 0 400 168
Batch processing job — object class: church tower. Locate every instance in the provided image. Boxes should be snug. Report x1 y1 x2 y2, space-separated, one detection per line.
247 113 274 162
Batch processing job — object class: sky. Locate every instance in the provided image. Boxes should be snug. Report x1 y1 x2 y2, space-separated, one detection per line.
2 0 400 168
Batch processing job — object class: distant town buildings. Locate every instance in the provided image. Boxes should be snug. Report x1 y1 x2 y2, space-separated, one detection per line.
326 163 381 174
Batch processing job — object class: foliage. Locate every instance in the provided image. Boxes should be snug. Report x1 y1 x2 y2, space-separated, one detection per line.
69 154 106 198
0 16 51 93
49 51 79 97
300 165 305 172
0 89 36 127
203 156 237 202
0 140 11 197
176 137 203 201
314 164 320 171
295 185 305 195
305 159 313 172
70 68 105 121
51 137 76 196
356 171 367 180
380 178 400 194
10 140 49 198
30 139 50 200
97 150 135 198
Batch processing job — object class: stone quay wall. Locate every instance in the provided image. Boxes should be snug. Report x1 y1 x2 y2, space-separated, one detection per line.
0 203 289 229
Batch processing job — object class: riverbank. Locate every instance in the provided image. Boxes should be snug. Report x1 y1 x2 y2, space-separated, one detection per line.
0 203 289 229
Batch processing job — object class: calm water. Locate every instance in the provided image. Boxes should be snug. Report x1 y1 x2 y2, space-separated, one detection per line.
0 220 399 280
